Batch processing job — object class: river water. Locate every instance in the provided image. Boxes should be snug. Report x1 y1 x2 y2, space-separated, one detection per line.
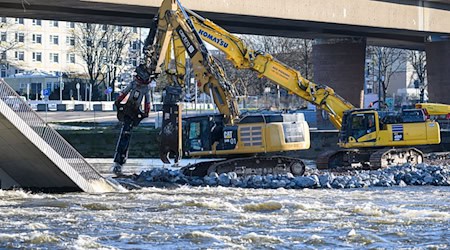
0 159 449 249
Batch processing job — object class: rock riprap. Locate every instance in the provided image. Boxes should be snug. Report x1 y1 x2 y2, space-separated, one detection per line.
115 163 450 190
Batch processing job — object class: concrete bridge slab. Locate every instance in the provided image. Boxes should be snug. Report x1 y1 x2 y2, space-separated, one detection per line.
0 79 121 192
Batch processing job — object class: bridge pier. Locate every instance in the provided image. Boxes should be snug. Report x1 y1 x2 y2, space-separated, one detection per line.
426 38 450 104
312 38 366 107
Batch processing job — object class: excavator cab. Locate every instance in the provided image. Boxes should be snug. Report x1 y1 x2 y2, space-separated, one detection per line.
339 110 379 144
183 115 216 153
182 114 240 155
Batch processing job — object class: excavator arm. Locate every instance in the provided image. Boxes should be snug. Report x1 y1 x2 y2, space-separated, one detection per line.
143 0 240 125
185 8 355 129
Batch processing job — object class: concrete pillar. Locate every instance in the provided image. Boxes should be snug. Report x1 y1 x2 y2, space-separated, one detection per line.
426 39 450 104
312 38 366 107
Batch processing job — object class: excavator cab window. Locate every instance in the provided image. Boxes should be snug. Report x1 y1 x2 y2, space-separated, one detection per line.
401 109 426 123
349 113 376 139
186 117 212 152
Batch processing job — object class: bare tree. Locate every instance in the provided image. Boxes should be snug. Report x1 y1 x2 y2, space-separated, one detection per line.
0 20 22 70
368 46 407 104
408 50 427 102
73 23 133 100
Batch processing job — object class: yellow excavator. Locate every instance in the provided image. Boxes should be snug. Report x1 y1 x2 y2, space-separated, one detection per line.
171 3 441 170
143 0 310 176
415 103 450 117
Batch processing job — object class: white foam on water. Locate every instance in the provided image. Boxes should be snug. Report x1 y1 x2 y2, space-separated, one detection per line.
240 232 283 244
0 231 60 245
0 189 52 200
392 207 450 222
305 234 324 245
347 228 357 237
25 222 48 230
243 201 283 212
0 232 22 242
26 231 60 244
67 235 116 250
183 230 232 243
182 199 241 212
352 203 384 216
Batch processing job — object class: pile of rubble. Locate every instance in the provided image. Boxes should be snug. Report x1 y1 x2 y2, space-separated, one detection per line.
115 163 450 190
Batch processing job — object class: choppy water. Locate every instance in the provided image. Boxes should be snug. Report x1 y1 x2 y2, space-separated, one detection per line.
0 159 449 249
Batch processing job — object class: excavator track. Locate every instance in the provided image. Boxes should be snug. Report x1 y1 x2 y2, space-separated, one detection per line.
317 147 424 171
181 156 306 177
369 148 423 169
317 149 372 171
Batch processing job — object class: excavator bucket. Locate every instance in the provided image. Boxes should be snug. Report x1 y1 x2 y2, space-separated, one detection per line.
159 103 183 164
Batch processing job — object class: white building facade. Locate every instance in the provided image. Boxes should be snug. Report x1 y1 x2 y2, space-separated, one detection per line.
0 17 142 99
0 17 85 77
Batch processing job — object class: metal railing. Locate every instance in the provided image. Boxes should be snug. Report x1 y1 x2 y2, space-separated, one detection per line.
0 79 103 182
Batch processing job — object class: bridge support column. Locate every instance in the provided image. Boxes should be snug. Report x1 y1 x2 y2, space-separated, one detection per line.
426 38 450 104
312 38 366 107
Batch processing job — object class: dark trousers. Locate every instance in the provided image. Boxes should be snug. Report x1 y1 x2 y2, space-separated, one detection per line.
113 116 134 165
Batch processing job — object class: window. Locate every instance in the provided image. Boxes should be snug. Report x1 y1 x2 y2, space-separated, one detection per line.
132 27 138 33
50 35 59 45
0 32 6 42
32 52 42 62
50 53 59 63
32 19 42 26
46 83 52 90
101 40 107 48
15 69 24 74
66 22 75 29
131 40 139 50
1 51 6 60
51 20 59 27
15 32 24 43
0 17 6 23
67 36 75 46
15 18 24 24
1 68 6 78
32 34 42 44
15 51 25 61
131 58 137 67
67 53 75 63
85 38 92 47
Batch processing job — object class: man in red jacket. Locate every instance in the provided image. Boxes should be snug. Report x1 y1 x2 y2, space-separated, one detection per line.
111 64 151 176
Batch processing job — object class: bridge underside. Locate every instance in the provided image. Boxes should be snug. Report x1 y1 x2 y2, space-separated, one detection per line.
0 0 448 49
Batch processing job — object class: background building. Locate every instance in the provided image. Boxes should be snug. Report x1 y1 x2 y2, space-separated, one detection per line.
0 17 142 100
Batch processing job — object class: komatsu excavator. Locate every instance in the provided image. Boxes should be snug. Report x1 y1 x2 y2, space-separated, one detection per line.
143 0 310 176
168 3 441 171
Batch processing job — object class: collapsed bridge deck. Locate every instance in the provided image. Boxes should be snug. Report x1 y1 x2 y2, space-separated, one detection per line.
0 79 120 192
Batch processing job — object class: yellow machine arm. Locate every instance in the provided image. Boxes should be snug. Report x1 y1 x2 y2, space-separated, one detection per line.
185 9 354 129
143 0 240 124
165 33 187 87
416 103 450 116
